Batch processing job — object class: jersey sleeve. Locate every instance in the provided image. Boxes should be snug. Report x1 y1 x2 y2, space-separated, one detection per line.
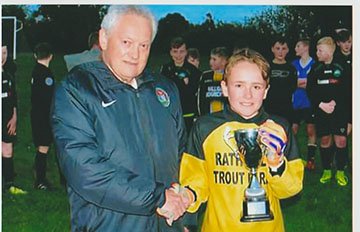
266 124 304 199
179 122 209 213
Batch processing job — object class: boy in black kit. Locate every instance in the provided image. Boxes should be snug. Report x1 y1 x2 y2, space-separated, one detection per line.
160 37 201 133
307 37 350 186
31 42 55 190
335 29 352 135
264 37 297 125
2 43 27 195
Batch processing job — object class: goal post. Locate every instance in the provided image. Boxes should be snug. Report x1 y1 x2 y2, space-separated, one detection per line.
2 16 23 60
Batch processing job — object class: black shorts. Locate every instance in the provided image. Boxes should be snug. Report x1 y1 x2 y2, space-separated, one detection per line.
315 109 347 137
31 115 53 147
292 108 315 125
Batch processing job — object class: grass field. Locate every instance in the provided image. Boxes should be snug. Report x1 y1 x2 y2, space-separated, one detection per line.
2 52 352 231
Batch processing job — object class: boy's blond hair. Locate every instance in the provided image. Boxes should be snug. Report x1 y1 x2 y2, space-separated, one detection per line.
317 36 336 53
224 48 270 87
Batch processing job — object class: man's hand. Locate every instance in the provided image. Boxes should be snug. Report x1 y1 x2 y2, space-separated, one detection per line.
157 184 193 226
319 100 336 114
259 119 287 170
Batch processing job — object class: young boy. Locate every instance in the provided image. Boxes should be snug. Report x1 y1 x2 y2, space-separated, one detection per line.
2 43 27 195
187 47 201 69
31 42 56 190
335 29 352 135
179 48 304 231
291 38 317 170
307 37 351 186
264 37 297 124
160 37 202 133
197 46 230 116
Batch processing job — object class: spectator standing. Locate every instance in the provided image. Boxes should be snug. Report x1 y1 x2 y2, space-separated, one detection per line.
197 46 230 116
291 38 317 170
186 48 200 69
264 37 297 125
31 42 56 190
160 37 201 133
63 31 101 71
307 37 351 186
2 43 27 195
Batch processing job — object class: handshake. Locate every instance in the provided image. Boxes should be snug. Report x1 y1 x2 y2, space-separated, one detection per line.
156 183 195 226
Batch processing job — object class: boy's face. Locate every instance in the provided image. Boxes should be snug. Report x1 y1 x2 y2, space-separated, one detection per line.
221 61 268 119
337 36 352 55
209 54 227 71
187 56 200 68
271 42 289 62
295 41 308 57
2 46 8 66
316 44 333 63
170 44 187 66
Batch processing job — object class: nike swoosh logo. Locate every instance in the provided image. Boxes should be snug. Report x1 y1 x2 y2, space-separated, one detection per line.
101 100 117 108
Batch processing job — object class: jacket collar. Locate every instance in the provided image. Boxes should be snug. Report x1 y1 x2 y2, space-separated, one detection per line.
84 61 155 91
223 105 269 125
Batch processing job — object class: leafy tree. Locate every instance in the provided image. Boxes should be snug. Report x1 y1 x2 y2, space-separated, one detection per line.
27 5 103 52
152 13 190 53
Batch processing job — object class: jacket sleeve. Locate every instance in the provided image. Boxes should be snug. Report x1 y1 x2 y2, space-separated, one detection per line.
51 79 166 215
179 122 209 213
266 126 304 199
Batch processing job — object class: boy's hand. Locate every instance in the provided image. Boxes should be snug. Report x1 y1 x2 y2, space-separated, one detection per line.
259 119 287 169
319 100 336 114
156 183 195 226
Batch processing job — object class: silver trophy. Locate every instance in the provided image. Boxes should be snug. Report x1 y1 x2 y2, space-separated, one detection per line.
224 127 273 222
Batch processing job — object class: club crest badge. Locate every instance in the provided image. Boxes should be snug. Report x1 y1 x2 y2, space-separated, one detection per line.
45 77 54 86
155 87 170 107
333 69 341 78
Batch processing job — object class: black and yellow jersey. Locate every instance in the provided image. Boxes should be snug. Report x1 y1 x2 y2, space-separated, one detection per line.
180 106 304 232
197 70 227 116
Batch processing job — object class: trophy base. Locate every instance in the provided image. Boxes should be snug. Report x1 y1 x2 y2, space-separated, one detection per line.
240 200 274 222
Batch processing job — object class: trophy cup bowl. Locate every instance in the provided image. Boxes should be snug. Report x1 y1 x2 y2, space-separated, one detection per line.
234 128 274 222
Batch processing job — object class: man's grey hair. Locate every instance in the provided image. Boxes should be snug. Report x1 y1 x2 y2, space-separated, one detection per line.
101 5 158 42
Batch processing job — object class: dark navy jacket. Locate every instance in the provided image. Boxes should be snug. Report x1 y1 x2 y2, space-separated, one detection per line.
51 61 187 231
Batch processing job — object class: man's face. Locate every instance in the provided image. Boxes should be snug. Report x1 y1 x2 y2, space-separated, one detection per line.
209 54 227 71
271 42 289 62
170 44 187 66
2 46 8 66
99 14 152 83
221 61 268 119
187 56 200 68
337 36 352 55
295 41 308 57
316 44 333 63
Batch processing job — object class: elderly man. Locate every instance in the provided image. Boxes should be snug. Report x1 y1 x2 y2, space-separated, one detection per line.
51 5 189 231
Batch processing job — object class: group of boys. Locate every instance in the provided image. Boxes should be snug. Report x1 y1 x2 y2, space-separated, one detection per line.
160 28 352 190
1 5 352 231
2 41 56 194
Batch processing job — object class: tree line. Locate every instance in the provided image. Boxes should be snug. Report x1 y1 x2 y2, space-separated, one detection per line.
2 5 352 59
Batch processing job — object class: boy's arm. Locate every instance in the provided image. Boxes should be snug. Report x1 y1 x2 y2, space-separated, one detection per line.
259 119 304 199
179 122 209 213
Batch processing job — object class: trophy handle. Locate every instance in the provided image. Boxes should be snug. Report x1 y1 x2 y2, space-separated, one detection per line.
223 127 241 161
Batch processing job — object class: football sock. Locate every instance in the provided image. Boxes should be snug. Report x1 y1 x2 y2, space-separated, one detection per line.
307 144 317 160
35 151 47 182
2 157 15 186
335 147 347 171
320 147 333 170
